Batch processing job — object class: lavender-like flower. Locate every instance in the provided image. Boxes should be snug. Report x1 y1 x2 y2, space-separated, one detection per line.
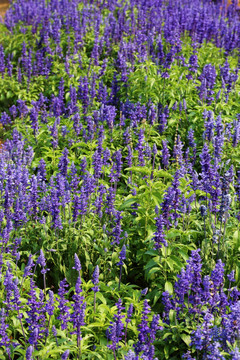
92 265 100 312
152 213 168 250
162 140 170 169
125 303 133 344
71 276 86 359
26 345 34 360
198 64 216 104
107 299 125 359
57 279 70 330
133 300 152 356
52 325 58 346
0 308 10 349
72 253 81 278
92 265 100 293
58 148 69 177
62 350 70 360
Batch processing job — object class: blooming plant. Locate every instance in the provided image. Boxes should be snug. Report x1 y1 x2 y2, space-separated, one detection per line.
0 0 240 359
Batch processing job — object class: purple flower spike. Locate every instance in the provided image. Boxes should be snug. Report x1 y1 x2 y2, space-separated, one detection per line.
29 327 38 345
37 249 46 268
228 271 236 283
152 214 168 250
0 308 10 348
118 245 126 267
138 287 148 302
26 346 34 360
200 205 207 217
72 254 81 272
231 347 240 360
52 325 57 337
126 304 134 324
62 350 70 360
141 288 148 296
92 265 100 293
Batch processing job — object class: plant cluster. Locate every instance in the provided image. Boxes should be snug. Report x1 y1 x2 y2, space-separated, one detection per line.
0 0 240 359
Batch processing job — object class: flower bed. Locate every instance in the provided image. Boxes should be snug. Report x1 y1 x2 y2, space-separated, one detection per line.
0 0 240 359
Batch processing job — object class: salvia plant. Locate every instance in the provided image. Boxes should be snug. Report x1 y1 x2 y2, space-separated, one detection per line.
0 0 240 358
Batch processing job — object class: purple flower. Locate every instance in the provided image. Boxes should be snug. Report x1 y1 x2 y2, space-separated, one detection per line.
38 158 47 183
200 205 207 217
211 260 225 290
92 150 102 179
52 325 57 337
107 299 125 353
231 347 240 360
26 346 34 360
135 129 145 166
29 327 39 346
29 107 39 136
124 350 135 360
188 53 198 73
162 140 170 169
57 279 70 330
0 112 11 126
152 214 168 250
126 304 133 324
71 277 86 349
118 245 126 266
0 45 5 76
46 290 54 316
198 64 216 104
73 253 81 273
109 150 122 184
37 250 48 275
228 271 236 283
58 148 69 177
0 308 10 349
182 351 195 359
141 288 148 296
62 350 70 360
133 300 151 355
92 265 100 293
110 211 122 246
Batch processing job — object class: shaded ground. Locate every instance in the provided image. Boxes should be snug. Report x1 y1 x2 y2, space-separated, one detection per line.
0 0 9 18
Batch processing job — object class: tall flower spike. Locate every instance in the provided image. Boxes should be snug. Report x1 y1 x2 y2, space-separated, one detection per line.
73 253 81 278
92 265 100 293
26 346 34 360
61 350 70 360
152 213 168 250
107 299 125 359
71 276 86 359
125 303 134 344
0 308 10 349
37 249 46 269
92 265 100 313
57 279 70 330
118 245 126 266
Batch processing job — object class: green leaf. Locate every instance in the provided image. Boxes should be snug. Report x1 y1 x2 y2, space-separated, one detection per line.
169 309 176 324
165 281 173 295
119 198 137 210
96 291 107 304
180 333 191 346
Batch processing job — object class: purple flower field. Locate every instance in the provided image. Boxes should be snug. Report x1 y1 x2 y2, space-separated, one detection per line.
0 0 240 358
